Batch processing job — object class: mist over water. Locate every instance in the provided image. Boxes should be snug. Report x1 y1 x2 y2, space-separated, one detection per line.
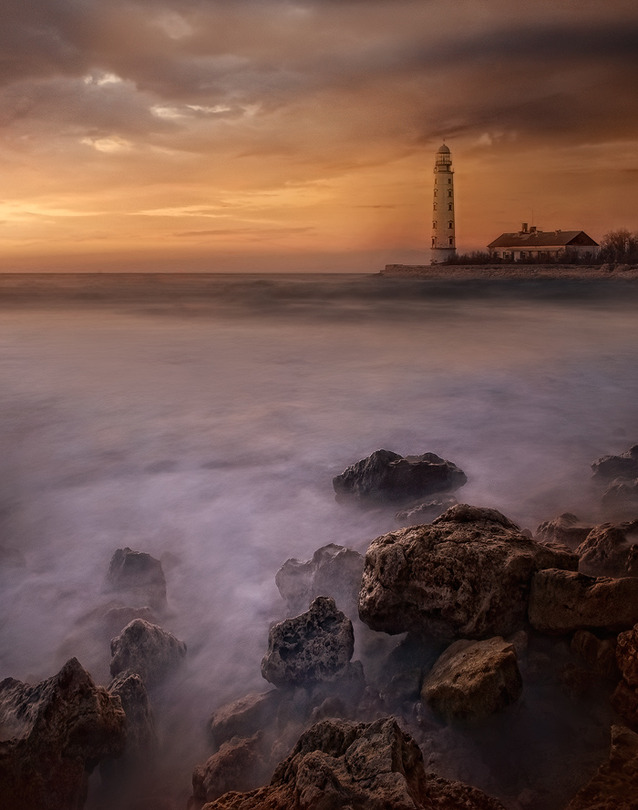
1 273 638 806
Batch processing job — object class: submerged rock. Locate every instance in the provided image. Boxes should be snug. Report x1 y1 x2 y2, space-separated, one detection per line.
576 520 638 576
201 717 506 810
110 619 187 686
534 513 593 551
592 445 638 482
565 725 638 809
359 504 577 640
422 637 522 721
275 543 364 617
333 449 466 504
107 546 167 610
528 569 638 634
261 596 355 689
0 657 126 810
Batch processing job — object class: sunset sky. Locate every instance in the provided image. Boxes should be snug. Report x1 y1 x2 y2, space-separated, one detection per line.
2 0 638 272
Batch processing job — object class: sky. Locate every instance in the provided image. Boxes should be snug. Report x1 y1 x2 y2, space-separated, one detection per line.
1 0 638 272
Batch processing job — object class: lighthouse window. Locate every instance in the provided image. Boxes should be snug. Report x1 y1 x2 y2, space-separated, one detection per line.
448 237 454 246
448 221 453 229
448 178 452 184
433 221 437 229
448 190 452 198
448 203 453 211
434 190 437 197
433 203 437 210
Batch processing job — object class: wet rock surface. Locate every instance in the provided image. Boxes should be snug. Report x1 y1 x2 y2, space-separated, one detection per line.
528 568 638 634
275 543 364 618
422 637 522 721
107 546 167 610
261 596 355 688
592 444 638 483
333 448 467 504
359 504 577 640
535 512 593 550
576 520 638 576
565 725 638 809
201 717 506 810
110 619 187 686
0 657 126 810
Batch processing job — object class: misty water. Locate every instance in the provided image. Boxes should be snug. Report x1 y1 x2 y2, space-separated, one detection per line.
1 273 638 808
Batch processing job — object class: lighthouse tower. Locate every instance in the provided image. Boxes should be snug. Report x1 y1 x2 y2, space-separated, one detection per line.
431 143 456 262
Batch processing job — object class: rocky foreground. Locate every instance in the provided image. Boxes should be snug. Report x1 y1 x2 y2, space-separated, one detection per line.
2 446 638 809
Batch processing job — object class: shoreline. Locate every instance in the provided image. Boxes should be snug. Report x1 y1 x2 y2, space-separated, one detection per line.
381 262 638 280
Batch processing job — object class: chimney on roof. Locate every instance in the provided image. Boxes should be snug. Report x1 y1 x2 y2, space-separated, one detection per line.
530 226 537 234
521 222 528 233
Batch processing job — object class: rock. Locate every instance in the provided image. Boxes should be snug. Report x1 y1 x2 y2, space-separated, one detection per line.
333 449 467 504
602 478 638 516
422 637 522 721
192 733 268 804
570 630 619 679
528 569 638 634
260 597 355 689
108 671 157 760
564 725 638 809
110 619 187 687
611 681 638 730
209 690 283 748
534 513 593 550
275 543 364 617
616 625 638 688
107 547 167 610
0 657 126 810
395 494 458 525
576 521 638 576
592 444 638 483
201 717 506 809
359 504 577 640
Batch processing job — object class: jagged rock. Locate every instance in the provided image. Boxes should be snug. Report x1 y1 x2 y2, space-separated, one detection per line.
108 671 157 759
192 733 268 805
422 637 522 721
201 717 506 810
570 630 619 679
592 445 638 482
107 547 167 610
395 494 458 526
110 619 187 687
528 569 638 634
275 543 364 617
0 657 126 810
576 521 638 576
534 513 593 550
564 725 638 809
209 690 283 748
261 597 355 689
359 504 577 641
333 449 466 504
616 625 638 688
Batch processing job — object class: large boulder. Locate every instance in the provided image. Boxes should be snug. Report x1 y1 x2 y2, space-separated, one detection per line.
201 717 506 810
564 725 638 809
0 657 126 810
359 504 577 641
275 543 364 617
107 547 167 610
209 690 283 749
576 521 638 576
534 513 593 551
110 619 187 687
192 733 269 805
421 637 522 721
528 569 638 634
261 597 355 689
592 445 638 482
108 671 157 761
333 449 466 504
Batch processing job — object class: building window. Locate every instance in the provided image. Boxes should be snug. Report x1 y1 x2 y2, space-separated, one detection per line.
434 190 437 197
448 178 452 184
448 221 453 229
433 221 437 229
448 190 452 198
433 203 437 210
449 237 454 246
448 203 452 211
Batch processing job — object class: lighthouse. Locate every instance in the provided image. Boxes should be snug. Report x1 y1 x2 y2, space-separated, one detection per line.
431 143 456 262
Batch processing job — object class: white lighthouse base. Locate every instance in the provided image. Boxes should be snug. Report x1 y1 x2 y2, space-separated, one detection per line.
430 248 456 264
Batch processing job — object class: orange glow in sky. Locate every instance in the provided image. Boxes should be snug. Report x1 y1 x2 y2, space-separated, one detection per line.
1 0 637 271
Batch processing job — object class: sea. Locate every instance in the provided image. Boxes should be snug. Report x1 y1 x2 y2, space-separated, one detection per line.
1 271 637 808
